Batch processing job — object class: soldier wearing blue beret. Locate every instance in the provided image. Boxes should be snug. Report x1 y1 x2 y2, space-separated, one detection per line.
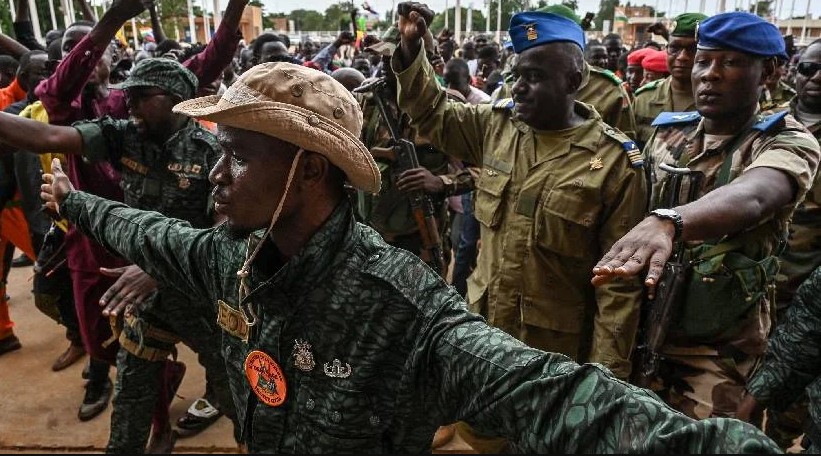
595 10 821 426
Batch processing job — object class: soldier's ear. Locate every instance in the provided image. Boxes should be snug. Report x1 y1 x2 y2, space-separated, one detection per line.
760 57 777 87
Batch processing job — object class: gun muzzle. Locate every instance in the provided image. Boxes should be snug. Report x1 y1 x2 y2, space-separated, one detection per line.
352 77 386 94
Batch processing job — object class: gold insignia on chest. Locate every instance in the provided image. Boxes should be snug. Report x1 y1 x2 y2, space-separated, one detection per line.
589 157 604 170
178 176 191 189
292 339 315 372
168 163 182 172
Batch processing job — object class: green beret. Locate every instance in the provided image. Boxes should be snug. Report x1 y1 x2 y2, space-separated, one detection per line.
116 57 198 101
671 12 708 37
536 4 581 25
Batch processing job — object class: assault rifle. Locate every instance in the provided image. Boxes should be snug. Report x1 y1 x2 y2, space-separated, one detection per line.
632 162 704 387
353 78 446 275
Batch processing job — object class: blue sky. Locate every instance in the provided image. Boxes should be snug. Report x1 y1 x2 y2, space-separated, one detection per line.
255 0 821 20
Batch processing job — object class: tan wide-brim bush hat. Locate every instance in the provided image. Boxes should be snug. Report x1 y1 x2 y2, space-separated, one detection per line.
173 62 381 194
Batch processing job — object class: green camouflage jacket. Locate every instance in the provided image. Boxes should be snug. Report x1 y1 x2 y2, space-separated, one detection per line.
747 266 821 450
61 191 780 453
775 100 821 309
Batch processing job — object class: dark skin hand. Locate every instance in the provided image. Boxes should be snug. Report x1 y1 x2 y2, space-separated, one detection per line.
396 2 436 69
592 167 795 298
99 265 158 317
39 159 158 317
395 167 444 193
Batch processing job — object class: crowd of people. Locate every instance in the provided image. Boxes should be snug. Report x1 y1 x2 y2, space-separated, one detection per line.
1 0 821 453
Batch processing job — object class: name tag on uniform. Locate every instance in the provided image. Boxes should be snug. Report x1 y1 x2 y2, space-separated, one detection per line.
217 299 249 342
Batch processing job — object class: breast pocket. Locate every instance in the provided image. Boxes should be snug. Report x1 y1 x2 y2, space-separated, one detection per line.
535 190 599 260
473 169 510 229
296 380 391 453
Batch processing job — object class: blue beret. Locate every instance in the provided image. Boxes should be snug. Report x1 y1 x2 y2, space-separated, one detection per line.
508 11 585 54
696 12 787 60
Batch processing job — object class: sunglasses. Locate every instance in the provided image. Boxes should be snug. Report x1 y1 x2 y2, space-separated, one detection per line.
797 61 821 77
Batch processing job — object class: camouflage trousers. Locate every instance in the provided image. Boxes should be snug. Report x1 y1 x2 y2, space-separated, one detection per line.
106 295 238 453
651 351 760 422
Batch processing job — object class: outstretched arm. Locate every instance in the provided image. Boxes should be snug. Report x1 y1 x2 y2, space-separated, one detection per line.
42 159 221 303
13 0 46 51
0 111 83 154
182 0 247 87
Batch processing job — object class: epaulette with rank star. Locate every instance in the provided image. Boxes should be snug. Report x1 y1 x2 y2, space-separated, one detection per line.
752 110 789 132
492 98 514 110
591 66 623 85
634 78 662 96
602 126 644 168
651 111 702 127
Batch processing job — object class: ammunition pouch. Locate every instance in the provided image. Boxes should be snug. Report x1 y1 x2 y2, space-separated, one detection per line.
670 243 779 344
115 313 181 362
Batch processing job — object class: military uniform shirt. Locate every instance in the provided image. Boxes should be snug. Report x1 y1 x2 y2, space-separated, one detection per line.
747 265 821 451
61 190 780 454
74 116 220 229
577 66 638 139
634 76 696 148
393 47 647 379
646 110 820 356
775 100 821 307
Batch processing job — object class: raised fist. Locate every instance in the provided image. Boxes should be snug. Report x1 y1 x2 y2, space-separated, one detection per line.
397 2 434 44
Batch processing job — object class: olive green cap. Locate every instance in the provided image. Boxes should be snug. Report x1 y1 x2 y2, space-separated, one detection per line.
536 4 581 25
671 12 708 37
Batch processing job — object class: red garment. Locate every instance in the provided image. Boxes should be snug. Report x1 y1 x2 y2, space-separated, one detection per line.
627 47 653 66
0 78 26 111
33 19 241 363
641 50 669 73
0 203 35 339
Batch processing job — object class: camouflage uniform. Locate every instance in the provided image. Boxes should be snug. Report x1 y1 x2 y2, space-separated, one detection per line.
634 76 697 148
73 116 237 452
357 93 473 264
59 190 781 453
747 265 821 453
760 81 797 112
763 97 821 449
644 109 820 420
394 47 647 380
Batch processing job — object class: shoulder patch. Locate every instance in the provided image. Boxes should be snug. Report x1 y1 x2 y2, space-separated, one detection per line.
492 98 514 110
592 67 623 85
753 110 789 132
634 79 662 96
602 127 644 168
651 111 701 127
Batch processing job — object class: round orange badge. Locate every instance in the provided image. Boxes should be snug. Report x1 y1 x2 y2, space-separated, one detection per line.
244 350 287 407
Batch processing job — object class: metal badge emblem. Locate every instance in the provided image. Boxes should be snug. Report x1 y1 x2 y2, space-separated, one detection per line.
323 359 352 378
589 157 604 170
292 339 315 372
178 176 191 189
525 23 538 41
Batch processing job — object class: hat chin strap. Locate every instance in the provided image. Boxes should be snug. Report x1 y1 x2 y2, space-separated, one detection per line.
236 148 304 327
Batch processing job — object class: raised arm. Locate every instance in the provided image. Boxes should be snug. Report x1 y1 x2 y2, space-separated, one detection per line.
75 0 97 21
391 2 489 166
43 161 221 304
182 0 246 87
13 0 46 51
0 111 83 154
35 0 145 120
143 0 167 44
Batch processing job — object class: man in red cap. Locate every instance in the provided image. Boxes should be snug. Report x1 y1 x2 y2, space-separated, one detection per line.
640 50 670 86
625 47 653 94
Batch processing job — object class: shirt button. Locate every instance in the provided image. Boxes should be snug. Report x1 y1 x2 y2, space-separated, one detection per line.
330 411 342 423
369 415 380 427
84 50 91 56
305 398 315 410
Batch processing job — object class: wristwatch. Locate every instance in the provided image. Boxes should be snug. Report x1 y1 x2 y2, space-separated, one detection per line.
649 208 684 241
